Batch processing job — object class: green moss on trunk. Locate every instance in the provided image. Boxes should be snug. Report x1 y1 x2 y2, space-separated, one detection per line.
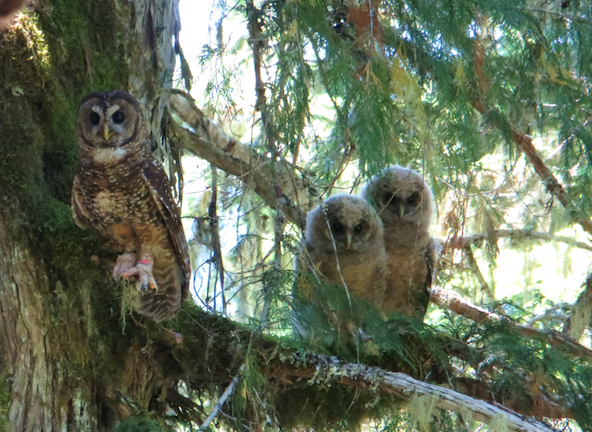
0 1 143 426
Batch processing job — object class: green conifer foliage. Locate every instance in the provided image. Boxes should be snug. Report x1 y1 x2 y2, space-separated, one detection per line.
181 0 592 430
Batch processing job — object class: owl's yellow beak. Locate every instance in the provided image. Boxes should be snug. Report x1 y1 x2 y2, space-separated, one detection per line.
103 125 110 140
399 205 405 218
346 232 352 250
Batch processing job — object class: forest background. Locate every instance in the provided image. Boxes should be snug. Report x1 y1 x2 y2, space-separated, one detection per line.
2 0 592 431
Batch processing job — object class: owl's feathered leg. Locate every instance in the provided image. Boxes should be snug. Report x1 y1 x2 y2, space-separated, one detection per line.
113 252 136 280
121 255 158 292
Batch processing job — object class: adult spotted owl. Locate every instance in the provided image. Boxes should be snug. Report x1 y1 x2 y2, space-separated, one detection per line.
71 90 191 321
362 165 437 321
294 194 389 337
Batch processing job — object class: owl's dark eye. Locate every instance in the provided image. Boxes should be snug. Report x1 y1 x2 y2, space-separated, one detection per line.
112 110 126 124
407 192 420 205
383 193 394 205
332 222 344 233
354 224 364 233
89 112 100 125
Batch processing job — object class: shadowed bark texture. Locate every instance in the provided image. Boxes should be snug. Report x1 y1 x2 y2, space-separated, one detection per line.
0 0 181 429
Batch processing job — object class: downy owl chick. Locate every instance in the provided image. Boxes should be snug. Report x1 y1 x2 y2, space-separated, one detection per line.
362 165 437 320
303 194 388 303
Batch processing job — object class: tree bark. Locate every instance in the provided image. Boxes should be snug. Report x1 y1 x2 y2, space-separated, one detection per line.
0 206 55 431
0 0 180 430
2 2 590 431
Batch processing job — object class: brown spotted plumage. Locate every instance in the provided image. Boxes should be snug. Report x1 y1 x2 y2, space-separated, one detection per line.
362 165 437 321
71 90 191 321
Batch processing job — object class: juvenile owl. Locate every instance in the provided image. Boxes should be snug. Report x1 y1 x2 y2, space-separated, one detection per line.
295 194 389 336
71 90 191 321
362 165 437 321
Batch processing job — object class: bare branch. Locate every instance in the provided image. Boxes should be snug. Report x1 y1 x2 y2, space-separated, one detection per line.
169 91 319 229
462 246 495 300
446 229 592 252
526 306 569 328
430 286 592 358
272 360 557 432
563 273 592 339
523 6 592 25
209 166 226 313
200 364 245 430
472 102 592 236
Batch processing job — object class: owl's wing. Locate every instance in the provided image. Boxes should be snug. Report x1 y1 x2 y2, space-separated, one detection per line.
425 237 443 287
71 174 91 230
420 237 442 316
141 159 191 300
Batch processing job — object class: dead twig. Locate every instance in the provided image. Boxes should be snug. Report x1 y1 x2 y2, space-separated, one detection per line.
208 165 226 313
200 364 245 430
446 229 592 252
462 246 495 300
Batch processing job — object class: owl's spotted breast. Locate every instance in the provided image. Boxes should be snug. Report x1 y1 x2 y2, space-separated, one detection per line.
78 161 160 230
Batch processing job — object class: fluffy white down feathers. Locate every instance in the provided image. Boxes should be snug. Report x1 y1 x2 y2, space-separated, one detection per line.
297 165 436 331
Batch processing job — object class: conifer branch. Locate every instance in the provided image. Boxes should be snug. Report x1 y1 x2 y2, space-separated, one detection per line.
471 102 592 236
563 273 592 339
245 0 288 327
272 360 557 432
159 308 575 427
200 364 245 430
168 91 318 228
524 6 592 25
430 286 592 358
446 229 592 252
462 246 495 300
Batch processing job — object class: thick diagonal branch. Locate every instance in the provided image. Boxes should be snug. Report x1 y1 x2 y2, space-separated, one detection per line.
272 360 556 432
472 102 592 236
446 229 592 252
431 286 592 358
169 91 318 228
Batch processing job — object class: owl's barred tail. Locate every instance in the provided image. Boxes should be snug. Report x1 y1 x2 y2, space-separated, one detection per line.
136 266 184 321
137 286 182 322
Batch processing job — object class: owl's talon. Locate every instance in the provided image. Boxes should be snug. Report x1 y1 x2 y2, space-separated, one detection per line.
113 252 137 281
122 261 158 292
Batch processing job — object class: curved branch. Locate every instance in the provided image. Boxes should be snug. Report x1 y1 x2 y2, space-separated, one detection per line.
446 229 592 252
472 102 592 236
169 91 318 229
430 286 592 358
272 359 557 432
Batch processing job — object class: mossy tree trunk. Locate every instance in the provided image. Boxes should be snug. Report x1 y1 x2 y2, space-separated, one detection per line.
0 1 181 430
